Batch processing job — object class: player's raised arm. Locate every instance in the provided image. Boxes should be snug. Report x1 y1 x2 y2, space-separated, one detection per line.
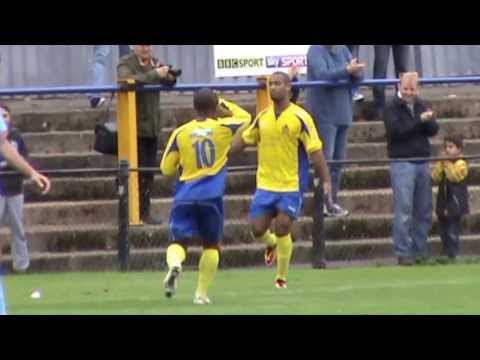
218 98 252 122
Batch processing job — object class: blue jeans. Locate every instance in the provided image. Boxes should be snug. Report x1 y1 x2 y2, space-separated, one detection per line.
318 123 350 206
390 162 433 259
87 45 112 100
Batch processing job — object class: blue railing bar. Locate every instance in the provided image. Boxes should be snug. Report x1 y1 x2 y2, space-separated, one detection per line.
2 76 480 97
1 153 480 178
293 76 480 89
141 82 263 92
0 85 121 96
0 83 263 97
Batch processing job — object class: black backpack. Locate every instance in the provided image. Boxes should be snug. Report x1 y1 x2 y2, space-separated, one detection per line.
94 94 118 156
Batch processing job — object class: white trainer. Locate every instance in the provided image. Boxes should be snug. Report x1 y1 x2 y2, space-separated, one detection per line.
325 204 350 218
193 294 212 305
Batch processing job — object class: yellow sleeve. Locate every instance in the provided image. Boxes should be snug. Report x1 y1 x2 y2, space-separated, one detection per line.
298 112 323 154
160 130 180 177
431 161 444 183
241 116 260 145
218 117 251 145
444 159 469 183
219 98 252 122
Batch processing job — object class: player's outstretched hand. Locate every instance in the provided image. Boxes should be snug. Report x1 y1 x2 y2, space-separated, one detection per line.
31 171 51 195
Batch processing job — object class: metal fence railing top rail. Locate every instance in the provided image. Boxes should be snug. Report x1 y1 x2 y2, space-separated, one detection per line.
2 76 480 96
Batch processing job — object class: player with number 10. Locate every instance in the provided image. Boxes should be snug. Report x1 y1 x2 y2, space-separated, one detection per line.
160 89 251 305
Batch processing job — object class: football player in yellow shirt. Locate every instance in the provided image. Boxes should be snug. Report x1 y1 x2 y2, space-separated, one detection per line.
231 72 332 289
160 89 250 305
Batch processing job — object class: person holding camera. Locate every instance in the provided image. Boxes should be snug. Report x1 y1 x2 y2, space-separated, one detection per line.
117 45 180 225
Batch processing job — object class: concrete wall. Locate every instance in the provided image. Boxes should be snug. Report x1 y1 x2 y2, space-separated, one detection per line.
1 45 480 88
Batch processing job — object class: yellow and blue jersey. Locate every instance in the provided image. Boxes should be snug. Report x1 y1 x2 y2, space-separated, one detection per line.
242 103 323 193
161 116 248 201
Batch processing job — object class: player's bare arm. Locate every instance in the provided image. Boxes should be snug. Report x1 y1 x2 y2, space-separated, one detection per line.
310 149 333 204
0 139 51 194
229 125 249 154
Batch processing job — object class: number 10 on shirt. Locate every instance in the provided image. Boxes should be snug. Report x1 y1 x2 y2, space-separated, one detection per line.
193 139 216 168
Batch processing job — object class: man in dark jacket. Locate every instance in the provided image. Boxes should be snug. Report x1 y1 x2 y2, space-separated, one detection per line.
117 45 178 225
383 72 439 266
0 105 30 271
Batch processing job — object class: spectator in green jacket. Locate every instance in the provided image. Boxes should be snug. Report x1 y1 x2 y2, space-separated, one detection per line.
117 45 179 225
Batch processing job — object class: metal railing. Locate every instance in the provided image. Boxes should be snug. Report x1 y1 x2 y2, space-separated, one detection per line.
3 75 480 96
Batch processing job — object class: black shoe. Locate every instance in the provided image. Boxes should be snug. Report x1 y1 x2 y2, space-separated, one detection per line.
448 255 457 264
397 257 413 266
414 257 429 265
312 259 327 269
90 97 106 109
142 216 162 225
435 256 450 265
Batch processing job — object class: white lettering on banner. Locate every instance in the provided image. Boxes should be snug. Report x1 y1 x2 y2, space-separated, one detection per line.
217 58 264 70
266 55 307 68
266 56 280 68
213 45 311 78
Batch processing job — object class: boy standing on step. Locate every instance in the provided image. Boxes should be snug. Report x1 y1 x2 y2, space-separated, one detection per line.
431 135 469 261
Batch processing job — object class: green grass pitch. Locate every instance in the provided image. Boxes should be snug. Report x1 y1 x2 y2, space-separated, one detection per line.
3 264 480 315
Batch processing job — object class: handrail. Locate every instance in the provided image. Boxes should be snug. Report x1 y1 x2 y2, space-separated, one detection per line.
1 155 479 178
2 76 480 96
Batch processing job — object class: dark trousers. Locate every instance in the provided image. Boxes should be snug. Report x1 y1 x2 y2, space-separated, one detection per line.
347 45 360 58
138 136 158 220
438 216 461 259
118 45 131 58
373 45 410 115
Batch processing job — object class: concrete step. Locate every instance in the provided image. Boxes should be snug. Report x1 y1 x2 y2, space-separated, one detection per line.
11 92 480 133
19 117 480 152
29 152 117 170
4 235 480 273
28 151 251 170
19 187 480 227
21 124 480 158
24 164 480 202
4 212 480 254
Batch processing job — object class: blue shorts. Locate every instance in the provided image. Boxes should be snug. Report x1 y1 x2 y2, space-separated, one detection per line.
169 197 224 245
250 189 303 220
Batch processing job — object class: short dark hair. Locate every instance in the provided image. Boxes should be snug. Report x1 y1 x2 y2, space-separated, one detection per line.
445 134 464 150
271 71 291 85
193 88 218 116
